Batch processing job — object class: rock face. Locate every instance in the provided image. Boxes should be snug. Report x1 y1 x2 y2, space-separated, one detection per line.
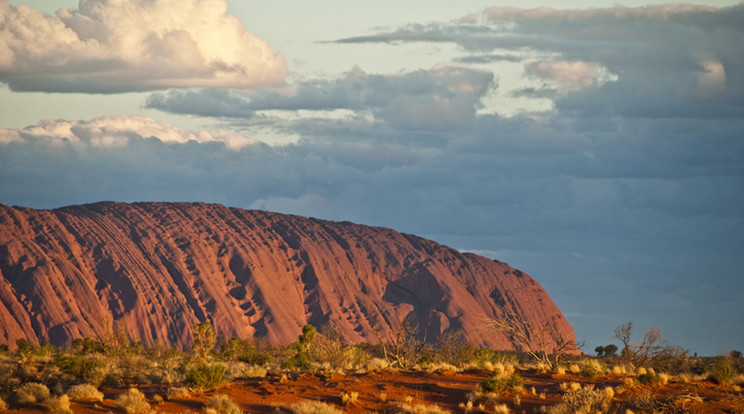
0 202 575 351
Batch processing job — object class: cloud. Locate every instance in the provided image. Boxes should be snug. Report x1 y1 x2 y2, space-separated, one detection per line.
0 0 287 92
0 115 262 149
147 64 495 132
526 59 604 94
335 4 744 120
697 60 726 90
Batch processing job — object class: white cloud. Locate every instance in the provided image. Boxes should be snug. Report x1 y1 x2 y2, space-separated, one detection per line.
697 60 726 90
526 59 603 93
0 0 287 92
2 115 261 149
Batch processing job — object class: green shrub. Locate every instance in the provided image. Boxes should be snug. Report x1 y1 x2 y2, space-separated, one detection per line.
710 360 738 384
204 393 242 414
237 350 274 365
283 325 317 370
283 349 312 370
479 373 525 393
185 363 226 391
116 388 152 414
55 354 106 385
67 383 104 402
69 338 105 355
16 382 51 403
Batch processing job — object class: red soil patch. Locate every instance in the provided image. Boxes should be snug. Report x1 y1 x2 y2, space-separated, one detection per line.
5 369 743 413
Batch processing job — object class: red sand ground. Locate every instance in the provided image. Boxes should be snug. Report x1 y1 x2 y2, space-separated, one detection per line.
5 369 744 413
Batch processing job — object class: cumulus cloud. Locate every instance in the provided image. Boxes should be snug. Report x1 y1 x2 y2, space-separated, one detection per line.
336 3 744 120
0 0 287 92
147 64 495 132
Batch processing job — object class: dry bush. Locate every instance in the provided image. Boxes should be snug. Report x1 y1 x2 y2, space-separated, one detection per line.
46 394 72 414
0 395 7 410
393 403 452 414
366 357 391 372
311 337 369 371
204 393 242 414
225 362 267 379
15 382 51 403
105 351 154 387
376 319 425 369
625 390 701 413
117 388 153 414
477 373 525 395
549 387 612 414
614 322 688 373
580 359 606 378
422 362 459 374
290 401 343 414
340 391 358 405
492 404 511 414
67 383 104 402
166 386 190 400
486 313 580 369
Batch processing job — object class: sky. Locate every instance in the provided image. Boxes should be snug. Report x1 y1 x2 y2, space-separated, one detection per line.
1 0 742 356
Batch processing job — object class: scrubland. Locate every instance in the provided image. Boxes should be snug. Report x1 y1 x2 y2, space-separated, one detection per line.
0 322 742 413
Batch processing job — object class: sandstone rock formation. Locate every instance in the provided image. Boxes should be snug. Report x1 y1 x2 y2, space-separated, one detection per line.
0 202 575 351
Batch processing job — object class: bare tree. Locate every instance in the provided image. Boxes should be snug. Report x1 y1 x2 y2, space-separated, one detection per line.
375 318 426 369
485 313 579 369
613 322 688 372
614 321 633 353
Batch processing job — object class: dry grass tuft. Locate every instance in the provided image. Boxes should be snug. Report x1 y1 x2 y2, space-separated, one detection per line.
394 403 452 413
67 383 104 402
46 394 72 414
340 391 358 405
116 388 153 414
492 403 511 414
291 401 343 414
166 386 190 400
16 382 51 403
204 393 241 414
